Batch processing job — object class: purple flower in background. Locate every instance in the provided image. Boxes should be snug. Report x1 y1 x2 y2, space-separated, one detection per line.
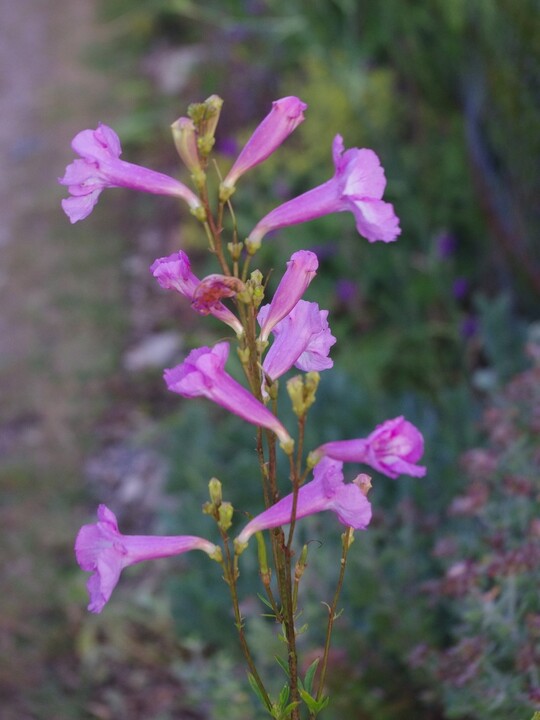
59 123 202 223
236 458 372 545
151 252 244 336
165 342 292 445
435 231 457 260
75 504 219 613
316 416 426 479
221 96 307 190
247 134 400 249
460 315 478 339
452 277 469 300
335 279 357 304
259 250 319 342
259 300 335 381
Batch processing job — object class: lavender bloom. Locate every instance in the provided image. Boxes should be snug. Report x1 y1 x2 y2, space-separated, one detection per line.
259 250 319 342
191 274 245 314
75 504 219 613
316 416 426 479
221 96 307 190
236 458 372 545
60 123 202 223
165 342 292 445
259 300 336 381
247 134 401 249
151 252 244 336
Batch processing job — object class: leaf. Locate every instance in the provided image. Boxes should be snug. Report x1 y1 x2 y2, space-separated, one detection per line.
248 673 270 711
278 683 290 707
257 593 275 610
274 655 290 677
304 657 321 694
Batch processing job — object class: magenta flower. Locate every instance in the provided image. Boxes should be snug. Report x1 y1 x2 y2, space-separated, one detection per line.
151 251 244 336
258 250 318 342
164 342 292 445
316 416 426 479
247 134 400 249
221 96 307 190
236 458 372 545
75 504 219 613
59 123 202 223
259 300 335 381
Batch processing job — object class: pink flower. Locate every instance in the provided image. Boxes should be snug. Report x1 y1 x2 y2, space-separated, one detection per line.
59 123 202 223
75 505 219 613
151 251 244 336
221 96 307 190
259 300 335 381
247 134 400 249
164 342 292 445
236 458 372 545
258 250 318 342
316 416 426 479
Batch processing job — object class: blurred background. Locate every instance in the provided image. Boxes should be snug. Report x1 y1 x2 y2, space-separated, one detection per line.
1 1 539 718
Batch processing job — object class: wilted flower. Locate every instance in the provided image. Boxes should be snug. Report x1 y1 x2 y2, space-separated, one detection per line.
151 251 243 335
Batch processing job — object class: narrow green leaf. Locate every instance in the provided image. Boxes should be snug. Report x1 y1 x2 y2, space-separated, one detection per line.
304 656 321 694
278 683 290 708
274 655 290 677
248 673 269 710
257 592 275 610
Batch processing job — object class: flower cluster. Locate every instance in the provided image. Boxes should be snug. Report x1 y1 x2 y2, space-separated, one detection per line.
64 93 424 651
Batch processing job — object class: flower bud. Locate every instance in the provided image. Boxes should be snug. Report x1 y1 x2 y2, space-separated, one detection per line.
218 501 234 532
171 117 205 187
208 477 223 507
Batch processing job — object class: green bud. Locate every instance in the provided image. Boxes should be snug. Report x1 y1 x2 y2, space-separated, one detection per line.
250 269 263 286
187 102 206 125
287 375 306 417
266 377 279 401
208 477 223 507
237 346 250 364
304 371 320 410
218 501 234 532
227 241 244 261
203 94 223 139
255 531 269 576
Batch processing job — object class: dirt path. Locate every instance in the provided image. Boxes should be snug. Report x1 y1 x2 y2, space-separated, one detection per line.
0 2 128 716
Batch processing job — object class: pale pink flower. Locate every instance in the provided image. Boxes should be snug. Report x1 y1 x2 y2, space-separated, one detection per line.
247 134 400 248
258 250 318 342
316 416 426 479
60 123 202 223
151 251 243 335
236 458 371 545
164 342 292 445
259 300 335 381
75 504 218 613
221 96 307 190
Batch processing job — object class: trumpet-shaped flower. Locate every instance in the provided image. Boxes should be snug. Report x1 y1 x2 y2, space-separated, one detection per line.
151 252 243 335
60 123 203 223
247 134 400 249
164 342 292 445
236 458 372 545
259 300 335 381
221 96 307 191
258 250 318 342
191 274 245 314
315 416 426 479
75 504 219 613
